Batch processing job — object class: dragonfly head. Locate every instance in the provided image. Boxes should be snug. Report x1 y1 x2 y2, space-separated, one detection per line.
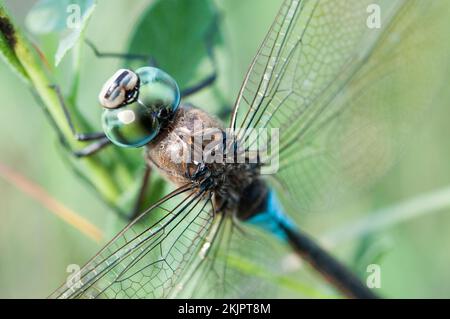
100 67 180 148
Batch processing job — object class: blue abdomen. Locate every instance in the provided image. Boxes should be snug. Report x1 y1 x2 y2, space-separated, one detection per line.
245 189 295 242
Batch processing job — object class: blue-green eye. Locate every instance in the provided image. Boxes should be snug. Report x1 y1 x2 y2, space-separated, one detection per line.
102 101 159 148
100 67 180 148
135 67 180 116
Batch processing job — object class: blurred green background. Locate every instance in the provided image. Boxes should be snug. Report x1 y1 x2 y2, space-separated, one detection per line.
1 0 450 298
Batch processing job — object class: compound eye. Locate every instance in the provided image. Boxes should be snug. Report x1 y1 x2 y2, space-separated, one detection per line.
135 67 180 118
102 101 160 148
98 69 139 109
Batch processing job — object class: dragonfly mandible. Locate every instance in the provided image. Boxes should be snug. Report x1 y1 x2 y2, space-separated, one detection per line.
49 0 444 298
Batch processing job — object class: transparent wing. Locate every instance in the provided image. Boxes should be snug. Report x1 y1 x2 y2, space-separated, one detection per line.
173 215 288 298
230 0 450 215
50 186 289 298
50 185 217 299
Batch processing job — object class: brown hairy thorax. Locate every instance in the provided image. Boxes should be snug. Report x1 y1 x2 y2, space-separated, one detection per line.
145 103 266 217
145 103 224 186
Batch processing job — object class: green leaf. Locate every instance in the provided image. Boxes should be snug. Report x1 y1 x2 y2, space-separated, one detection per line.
25 0 72 34
55 1 95 66
127 0 221 89
25 0 96 66
0 7 29 83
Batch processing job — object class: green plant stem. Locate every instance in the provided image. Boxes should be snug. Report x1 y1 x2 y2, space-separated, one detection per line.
0 5 128 206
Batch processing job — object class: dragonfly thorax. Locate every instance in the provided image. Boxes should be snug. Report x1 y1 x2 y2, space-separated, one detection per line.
145 103 264 216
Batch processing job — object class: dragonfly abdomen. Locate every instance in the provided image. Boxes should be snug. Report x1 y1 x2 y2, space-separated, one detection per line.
237 179 295 241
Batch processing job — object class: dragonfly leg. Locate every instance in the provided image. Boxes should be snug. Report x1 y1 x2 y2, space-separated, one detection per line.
72 137 111 157
180 13 221 98
181 71 232 121
49 84 112 157
179 36 218 98
129 165 153 220
85 39 158 67
180 72 217 98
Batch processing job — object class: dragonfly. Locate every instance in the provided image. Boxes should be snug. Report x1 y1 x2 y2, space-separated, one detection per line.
48 0 445 298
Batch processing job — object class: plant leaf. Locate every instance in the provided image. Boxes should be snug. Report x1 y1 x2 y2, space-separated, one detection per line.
25 0 71 34
127 0 221 89
25 0 96 66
